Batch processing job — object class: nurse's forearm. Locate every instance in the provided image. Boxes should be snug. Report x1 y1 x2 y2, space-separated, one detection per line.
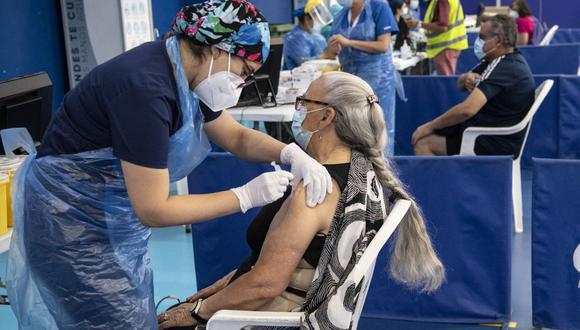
147 191 242 226
205 112 285 163
122 160 243 227
232 126 287 163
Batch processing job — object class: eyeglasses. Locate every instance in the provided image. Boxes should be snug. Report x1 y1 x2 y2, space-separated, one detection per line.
294 95 330 111
236 74 256 89
478 33 497 41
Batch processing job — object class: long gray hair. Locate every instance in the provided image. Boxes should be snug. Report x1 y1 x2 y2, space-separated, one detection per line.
318 71 445 293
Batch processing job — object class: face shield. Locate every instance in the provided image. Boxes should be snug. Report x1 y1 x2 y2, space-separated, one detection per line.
305 0 334 26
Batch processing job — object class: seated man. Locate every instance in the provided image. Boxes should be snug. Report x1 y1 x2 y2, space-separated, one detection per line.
157 72 445 329
283 5 328 70
413 14 535 157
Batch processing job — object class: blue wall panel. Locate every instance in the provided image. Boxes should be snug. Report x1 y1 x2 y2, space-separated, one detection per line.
152 0 185 36
532 159 580 330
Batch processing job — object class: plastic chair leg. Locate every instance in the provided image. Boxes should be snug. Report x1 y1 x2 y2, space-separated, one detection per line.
512 161 523 233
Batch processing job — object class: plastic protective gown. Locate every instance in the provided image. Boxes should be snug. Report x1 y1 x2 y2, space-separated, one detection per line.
5 36 211 329
333 0 397 155
283 25 328 70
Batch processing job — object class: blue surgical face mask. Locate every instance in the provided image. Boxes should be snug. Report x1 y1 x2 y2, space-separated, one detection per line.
291 106 328 150
337 0 353 9
474 36 498 61
474 37 486 60
410 0 419 10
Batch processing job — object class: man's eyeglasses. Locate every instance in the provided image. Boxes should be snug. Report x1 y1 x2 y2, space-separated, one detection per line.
478 33 497 41
294 95 330 111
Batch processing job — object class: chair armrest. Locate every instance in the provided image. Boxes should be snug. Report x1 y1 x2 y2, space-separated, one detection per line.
459 125 526 156
206 310 304 330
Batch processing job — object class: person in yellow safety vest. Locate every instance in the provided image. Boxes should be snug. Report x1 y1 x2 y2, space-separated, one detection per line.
406 0 467 75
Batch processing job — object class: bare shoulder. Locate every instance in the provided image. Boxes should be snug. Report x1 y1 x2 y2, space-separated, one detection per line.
284 179 342 233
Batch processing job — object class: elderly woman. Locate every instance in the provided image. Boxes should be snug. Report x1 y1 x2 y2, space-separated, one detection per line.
158 72 445 329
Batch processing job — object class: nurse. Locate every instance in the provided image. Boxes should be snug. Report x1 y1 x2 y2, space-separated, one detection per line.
5 1 332 329
326 0 399 155
283 4 328 70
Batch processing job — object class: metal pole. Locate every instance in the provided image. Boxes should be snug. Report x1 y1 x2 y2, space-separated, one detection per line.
496 0 501 7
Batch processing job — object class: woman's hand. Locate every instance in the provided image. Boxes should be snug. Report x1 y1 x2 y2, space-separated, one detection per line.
187 270 237 302
329 34 351 47
406 19 420 29
464 72 481 92
280 143 333 207
412 122 435 145
231 170 294 213
327 41 342 56
157 303 197 329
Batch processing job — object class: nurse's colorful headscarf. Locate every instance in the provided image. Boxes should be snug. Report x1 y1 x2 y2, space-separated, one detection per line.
172 0 270 64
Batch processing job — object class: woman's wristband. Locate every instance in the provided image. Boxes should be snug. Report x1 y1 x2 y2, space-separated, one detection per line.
190 298 208 324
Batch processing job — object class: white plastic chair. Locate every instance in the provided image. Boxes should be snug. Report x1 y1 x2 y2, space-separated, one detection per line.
459 80 554 233
206 199 412 330
539 25 559 46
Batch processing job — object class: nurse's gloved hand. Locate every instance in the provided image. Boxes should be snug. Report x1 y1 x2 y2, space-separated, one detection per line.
280 143 333 208
231 171 294 213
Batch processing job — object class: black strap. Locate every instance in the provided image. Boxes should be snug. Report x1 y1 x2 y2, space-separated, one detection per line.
285 286 308 298
190 310 208 325
190 299 208 325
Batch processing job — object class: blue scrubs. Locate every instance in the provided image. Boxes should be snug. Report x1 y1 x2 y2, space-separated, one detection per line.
284 25 328 70
331 0 399 155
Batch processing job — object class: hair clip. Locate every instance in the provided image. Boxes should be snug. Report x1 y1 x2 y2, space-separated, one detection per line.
367 95 379 105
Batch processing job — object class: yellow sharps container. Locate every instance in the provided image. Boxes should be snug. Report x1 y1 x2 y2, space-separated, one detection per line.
0 156 25 227
0 173 8 236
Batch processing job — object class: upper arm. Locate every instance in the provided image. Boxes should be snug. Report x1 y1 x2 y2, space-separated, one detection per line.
121 160 170 226
517 32 529 45
375 1 398 36
250 180 341 292
462 88 488 116
437 0 450 27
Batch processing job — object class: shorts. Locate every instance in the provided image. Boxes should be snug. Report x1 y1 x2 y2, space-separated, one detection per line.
434 123 525 157
434 124 463 155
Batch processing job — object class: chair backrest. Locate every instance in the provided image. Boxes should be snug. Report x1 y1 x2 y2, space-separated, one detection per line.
349 199 411 329
516 80 554 161
540 25 559 46
531 17 546 45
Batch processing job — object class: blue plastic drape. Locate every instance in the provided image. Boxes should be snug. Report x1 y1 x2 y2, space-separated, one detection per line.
532 158 580 330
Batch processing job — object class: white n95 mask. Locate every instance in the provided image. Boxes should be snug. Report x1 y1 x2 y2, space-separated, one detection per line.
193 53 245 112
